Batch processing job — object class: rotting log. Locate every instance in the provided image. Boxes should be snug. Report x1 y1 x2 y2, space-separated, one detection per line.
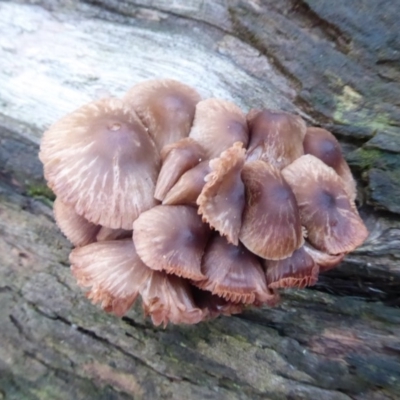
1 1 400 399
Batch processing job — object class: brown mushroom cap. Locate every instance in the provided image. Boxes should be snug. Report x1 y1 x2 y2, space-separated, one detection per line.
140 272 205 326
70 239 152 317
197 142 246 245
53 197 101 247
246 109 306 169
282 155 369 254
39 98 159 229
264 245 319 289
195 234 275 304
303 242 345 272
189 98 249 159
240 160 304 260
124 79 201 152
303 127 357 201
162 160 211 205
133 205 210 281
155 138 205 201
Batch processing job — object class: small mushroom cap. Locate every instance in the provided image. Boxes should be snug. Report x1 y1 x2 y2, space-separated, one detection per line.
162 160 211 205
303 242 345 272
53 197 101 247
189 98 249 159
264 245 319 289
282 155 369 254
246 109 306 169
195 234 273 304
303 127 357 201
133 205 210 281
240 161 304 260
70 239 152 317
40 98 159 229
95 227 133 242
124 79 201 152
155 138 205 201
197 142 246 245
140 272 205 326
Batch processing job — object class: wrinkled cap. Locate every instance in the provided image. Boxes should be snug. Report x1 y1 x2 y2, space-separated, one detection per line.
195 234 276 304
162 160 211 205
124 79 201 152
246 109 306 169
140 272 205 326
240 161 304 260
155 138 205 201
133 205 210 281
53 197 101 247
70 239 152 317
39 97 159 230
282 155 369 254
303 242 345 272
264 245 319 289
197 142 246 245
189 98 249 159
303 127 357 201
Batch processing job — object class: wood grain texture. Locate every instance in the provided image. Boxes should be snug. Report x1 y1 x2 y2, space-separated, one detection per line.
1 1 400 399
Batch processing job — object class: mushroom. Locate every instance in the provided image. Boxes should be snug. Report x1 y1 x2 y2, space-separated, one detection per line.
197 142 246 245
133 205 210 281
53 197 101 247
246 109 306 169
124 79 201 152
140 272 205 326
155 138 205 201
39 97 159 230
303 242 345 272
303 127 357 201
264 245 319 289
240 160 304 260
162 160 211 205
282 154 369 254
70 239 152 317
195 234 277 304
189 98 249 159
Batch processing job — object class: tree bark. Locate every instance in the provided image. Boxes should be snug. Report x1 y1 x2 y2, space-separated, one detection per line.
1 1 400 399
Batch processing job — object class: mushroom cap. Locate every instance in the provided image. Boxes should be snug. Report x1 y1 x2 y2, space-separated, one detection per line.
162 160 211 205
124 79 201 152
53 197 101 247
264 245 319 289
70 239 152 317
282 154 369 254
155 138 205 201
303 127 357 201
189 98 249 159
133 205 210 281
197 142 246 245
140 272 205 326
95 227 133 242
195 234 274 304
39 97 159 229
240 160 304 260
246 109 306 169
303 242 345 272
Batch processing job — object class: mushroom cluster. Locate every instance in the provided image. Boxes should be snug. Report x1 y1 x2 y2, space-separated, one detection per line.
39 79 368 326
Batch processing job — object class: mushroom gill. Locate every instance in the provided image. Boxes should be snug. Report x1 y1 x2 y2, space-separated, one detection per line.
39 78 369 326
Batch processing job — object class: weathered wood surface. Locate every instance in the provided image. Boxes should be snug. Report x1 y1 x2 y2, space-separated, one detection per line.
1 1 400 399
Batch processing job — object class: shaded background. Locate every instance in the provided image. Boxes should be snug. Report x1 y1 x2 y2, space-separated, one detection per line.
1 1 400 399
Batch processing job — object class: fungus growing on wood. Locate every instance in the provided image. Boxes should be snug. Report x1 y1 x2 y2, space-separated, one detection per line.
39 78 368 326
